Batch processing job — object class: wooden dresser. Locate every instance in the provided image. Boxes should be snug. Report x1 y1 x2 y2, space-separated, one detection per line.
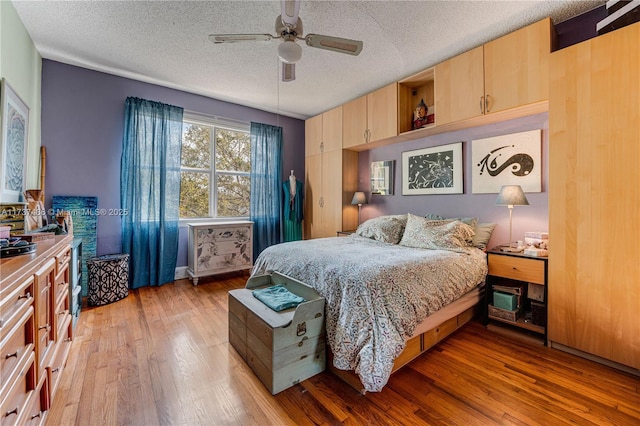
0 235 73 425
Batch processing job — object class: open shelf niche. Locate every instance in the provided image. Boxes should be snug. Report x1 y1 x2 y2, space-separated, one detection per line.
398 67 435 134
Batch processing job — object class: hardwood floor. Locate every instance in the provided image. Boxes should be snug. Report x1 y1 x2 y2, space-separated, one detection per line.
48 274 640 425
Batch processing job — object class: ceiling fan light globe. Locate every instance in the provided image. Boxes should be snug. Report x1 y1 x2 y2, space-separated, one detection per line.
278 40 302 64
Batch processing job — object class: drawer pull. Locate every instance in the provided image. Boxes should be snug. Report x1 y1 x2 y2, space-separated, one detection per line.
5 349 19 359
296 321 307 336
5 407 18 417
18 292 31 300
31 412 42 420
52 367 60 373
58 310 67 316
300 355 308 360
314 312 322 319
298 336 309 347
38 324 50 331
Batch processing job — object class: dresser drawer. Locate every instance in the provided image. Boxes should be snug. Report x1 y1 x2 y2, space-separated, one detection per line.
23 378 46 426
54 247 71 273
488 254 545 284
54 263 69 309
48 314 72 402
0 351 35 425
0 276 34 330
0 306 35 396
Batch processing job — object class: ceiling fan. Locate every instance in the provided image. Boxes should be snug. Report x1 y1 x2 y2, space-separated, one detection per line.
209 0 363 82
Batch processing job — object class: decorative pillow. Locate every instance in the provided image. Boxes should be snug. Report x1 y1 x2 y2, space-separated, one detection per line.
399 213 475 251
355 214 408 244
472 222 497 250
424 214 478 244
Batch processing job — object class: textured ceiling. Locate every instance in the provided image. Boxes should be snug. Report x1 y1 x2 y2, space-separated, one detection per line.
12 0 605 120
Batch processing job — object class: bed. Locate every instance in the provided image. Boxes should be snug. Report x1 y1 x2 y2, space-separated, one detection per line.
251 213 491 392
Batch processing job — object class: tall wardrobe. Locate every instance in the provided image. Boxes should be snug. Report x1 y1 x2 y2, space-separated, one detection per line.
548 21 640 371
304 106 358 239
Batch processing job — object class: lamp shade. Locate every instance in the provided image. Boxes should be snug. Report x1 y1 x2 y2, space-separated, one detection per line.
495 185 529 207
351 191 367 205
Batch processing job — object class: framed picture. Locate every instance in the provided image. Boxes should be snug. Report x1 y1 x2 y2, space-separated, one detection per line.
471 129 541 193
401 142 463 195
0 79 29 202
370 160 394 195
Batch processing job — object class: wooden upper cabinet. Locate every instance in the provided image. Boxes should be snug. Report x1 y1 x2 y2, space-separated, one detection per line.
435 18 555 126
342 83 398 148
304 113 322 157
367 83 398 142
321 106 343 153
484 17 555 114
435 46 484 125
305 106 342 156
342 95 368 149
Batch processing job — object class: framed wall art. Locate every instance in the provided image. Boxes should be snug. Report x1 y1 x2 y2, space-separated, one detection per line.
370 160 394 195
0 79 29 202
471 129 541 193
401 142 463 195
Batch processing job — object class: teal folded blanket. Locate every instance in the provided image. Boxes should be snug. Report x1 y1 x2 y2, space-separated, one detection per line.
252 285 305 312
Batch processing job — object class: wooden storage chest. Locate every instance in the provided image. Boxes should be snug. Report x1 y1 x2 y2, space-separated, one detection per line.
228 272 325 394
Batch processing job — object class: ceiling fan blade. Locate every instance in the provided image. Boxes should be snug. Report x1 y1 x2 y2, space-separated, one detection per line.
282 63 296 82
305 34 363 56
281 0 300 29
209 34 274 43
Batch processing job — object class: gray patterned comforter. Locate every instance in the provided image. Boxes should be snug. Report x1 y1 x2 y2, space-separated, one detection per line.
251 235 488 392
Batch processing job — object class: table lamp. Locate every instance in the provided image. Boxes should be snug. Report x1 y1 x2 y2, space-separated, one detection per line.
351 191 367 225
495 185 529 251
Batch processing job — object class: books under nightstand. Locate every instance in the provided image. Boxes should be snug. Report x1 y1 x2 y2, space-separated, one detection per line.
484 247 548 344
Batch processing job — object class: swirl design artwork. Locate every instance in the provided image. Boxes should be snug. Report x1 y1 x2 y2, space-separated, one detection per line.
408 149 454 189
477 145 534 177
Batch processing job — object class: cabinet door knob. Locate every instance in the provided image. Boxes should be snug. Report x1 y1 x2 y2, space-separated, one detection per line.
485 95 492 113
5 350 19 359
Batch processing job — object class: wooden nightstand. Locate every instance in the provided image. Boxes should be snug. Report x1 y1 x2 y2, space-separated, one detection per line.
484 248 548 344
336 230 356 237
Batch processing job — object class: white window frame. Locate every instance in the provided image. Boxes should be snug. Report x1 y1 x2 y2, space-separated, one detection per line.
179 112 250 225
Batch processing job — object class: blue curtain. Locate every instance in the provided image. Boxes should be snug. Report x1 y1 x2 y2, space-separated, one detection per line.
120 97 183 288
250 122 283 259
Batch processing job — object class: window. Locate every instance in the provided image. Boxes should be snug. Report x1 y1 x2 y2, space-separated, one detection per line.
180 114 250 219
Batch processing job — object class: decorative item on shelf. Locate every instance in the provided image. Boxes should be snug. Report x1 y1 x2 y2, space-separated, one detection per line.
412 98 430 130
495 185 529 252
351 191 367 225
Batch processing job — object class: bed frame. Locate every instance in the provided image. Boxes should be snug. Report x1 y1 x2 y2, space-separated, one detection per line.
327 304 479 394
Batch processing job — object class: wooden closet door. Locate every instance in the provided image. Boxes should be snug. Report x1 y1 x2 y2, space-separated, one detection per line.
304 154 322 239
548 22 640 369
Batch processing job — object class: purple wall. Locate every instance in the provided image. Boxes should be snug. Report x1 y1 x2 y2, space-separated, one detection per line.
357 113 549 250
41 60 305 266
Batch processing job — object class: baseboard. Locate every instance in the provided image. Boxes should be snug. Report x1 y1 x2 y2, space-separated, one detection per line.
174 266 189 280
549 341 640 377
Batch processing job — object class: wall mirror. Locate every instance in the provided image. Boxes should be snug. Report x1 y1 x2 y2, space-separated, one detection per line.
370 160 394 195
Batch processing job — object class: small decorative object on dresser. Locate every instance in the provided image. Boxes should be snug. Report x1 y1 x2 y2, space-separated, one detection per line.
187 221 253 285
